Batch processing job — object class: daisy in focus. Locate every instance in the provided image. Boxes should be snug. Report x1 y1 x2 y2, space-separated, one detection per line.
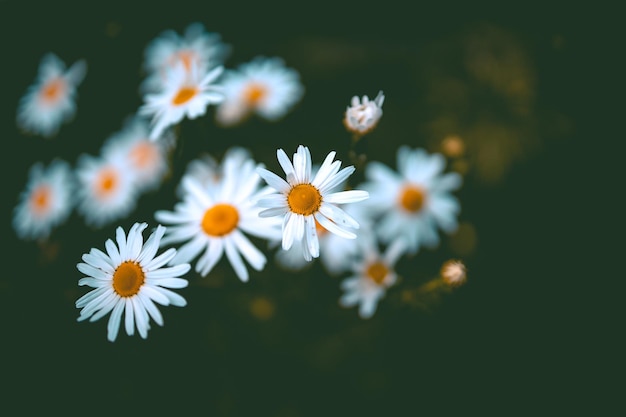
215 56 304 127
141 22 231 94
343 90 384 139
75 151 140 228
17 52 87 138
256 145 369 262
358 146 462 255
13 159 75 241
75 222 190 342
101 116 174 193
339 237 406 319
155 148 282 282
139 62 224 141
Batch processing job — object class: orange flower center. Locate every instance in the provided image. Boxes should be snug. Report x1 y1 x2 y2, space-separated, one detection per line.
40 78 66 103
366 261 388 285
112 261 145 297
287 184 322 216
201 203 239 236
243 83 267 106
177 50 195 71
96 168 118 198
30 185 51 215
130 141 158 169
172 87 198 106
399 185 426 213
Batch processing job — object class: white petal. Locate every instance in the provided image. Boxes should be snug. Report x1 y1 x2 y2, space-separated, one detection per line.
323 190 369 204
314 212 356 239
224 236 248 282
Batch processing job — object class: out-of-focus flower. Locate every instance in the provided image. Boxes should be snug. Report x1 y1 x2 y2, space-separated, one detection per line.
17 53 86 138
343 90 384 138
101 116 174 193
256 145 369 261
75 151 140 228
13 159 75 241
141 22 231 94
155 148 281 282
75 222 190 342
139 63 224 141
440 259 467 287
339 237 406 319
358 146 462 255
215 56 304 127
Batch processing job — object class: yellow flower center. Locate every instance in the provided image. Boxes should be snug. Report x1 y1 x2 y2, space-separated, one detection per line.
30 185 51 215
366 261 388 285
201 203 239 237
172 87 198 106
243 83 267 105
130 141 158 169
96 168 118 198
41 77 65 102
287 184 322 216
112 261 145 297
399 185 426 213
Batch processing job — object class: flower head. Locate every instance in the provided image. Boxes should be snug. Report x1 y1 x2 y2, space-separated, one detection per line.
358 146 462 254
13 159 75 241
339 237 406 319
155 148 281 282
440 259 467 287
139 62 224 140
256 145 369 261
76 222 190 342
17 52 87 138
343 90 384 137
215 56 304 127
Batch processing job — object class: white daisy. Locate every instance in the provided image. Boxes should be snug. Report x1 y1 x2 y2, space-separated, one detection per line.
339 237 406 319
343 90 384 137
139 62 224 141
13 159 75 241
75 222 190 342
256 145 369 262
155 149 282 282
215 56 304 127
101 116 174 193
75 151 140 228
141 22 231 94
358 146 462 255
17 52 87 138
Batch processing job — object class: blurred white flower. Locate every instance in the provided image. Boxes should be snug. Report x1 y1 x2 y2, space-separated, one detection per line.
343 90 384 137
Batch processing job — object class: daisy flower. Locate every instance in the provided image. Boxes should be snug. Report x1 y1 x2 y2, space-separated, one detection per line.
339 237 406 319
256 145 369 262
215 56 304 127
139 62 224 141
141 22 231 94
155 149 282 282
17 52 87 138
13 159 75 241
75 222 190 342
358 146 462 255
74 151 140 228
343 90 384 138
101 116 174 193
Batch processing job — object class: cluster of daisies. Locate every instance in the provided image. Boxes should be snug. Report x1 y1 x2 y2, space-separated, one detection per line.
14 23 465 342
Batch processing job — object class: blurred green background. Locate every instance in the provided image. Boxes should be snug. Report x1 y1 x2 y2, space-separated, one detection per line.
0 1 603 415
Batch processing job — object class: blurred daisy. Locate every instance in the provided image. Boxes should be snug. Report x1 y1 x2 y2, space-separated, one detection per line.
75 222 190 342
139 62 224 141
17 52 87 138
343 90 384 138
215 56 304 127
141 22 231 94
155 149 281 282
256 145 369 262
75 151 140 228
13 159 75 241
101 116 174 193
339 237 406 319
358 146 462 255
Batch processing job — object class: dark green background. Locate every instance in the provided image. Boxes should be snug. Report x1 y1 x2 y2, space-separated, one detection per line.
1 1 610 415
